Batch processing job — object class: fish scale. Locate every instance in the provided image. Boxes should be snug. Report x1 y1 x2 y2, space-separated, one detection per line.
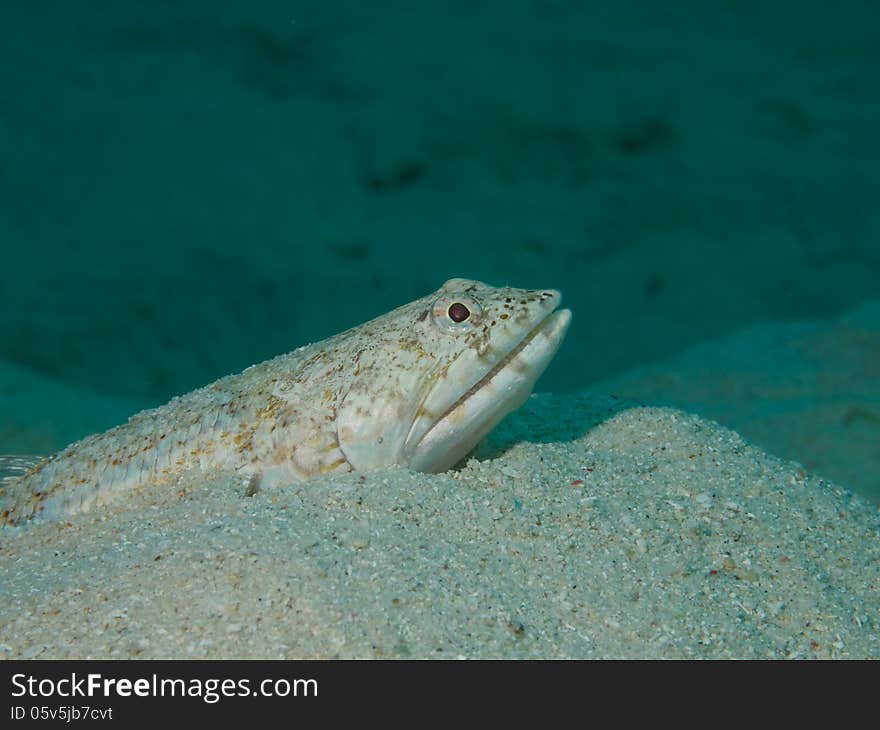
1 278 571 526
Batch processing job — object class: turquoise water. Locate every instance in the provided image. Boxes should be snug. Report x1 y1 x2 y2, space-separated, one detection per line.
1 1 878 499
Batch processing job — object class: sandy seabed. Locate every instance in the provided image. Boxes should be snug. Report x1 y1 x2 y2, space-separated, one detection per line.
1 394 877 659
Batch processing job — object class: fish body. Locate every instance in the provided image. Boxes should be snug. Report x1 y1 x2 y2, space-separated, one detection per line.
1 278 570 525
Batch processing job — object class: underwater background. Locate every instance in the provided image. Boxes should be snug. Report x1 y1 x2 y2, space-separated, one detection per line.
1 0 878 501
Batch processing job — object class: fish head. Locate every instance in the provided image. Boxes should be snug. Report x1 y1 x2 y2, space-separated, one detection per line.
337 278 571 474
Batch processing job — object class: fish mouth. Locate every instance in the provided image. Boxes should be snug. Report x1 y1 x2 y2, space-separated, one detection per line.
434 307 567 425
404 300 571 473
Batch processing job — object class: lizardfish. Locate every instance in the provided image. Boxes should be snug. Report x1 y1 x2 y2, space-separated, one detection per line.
0 278 570 525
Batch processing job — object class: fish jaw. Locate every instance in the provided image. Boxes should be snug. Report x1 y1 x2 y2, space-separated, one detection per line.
404 306 571 473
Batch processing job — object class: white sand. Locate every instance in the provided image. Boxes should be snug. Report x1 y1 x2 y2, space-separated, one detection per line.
2 395 877 659
595 299 880 504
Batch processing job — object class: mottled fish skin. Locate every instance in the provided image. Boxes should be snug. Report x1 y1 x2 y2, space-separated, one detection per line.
1 278 570 526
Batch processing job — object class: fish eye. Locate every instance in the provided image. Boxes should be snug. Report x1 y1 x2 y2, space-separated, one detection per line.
448 302 470 322
431 293 482 333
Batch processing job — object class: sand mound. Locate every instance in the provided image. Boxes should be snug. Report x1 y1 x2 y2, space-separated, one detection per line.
1 395 877 659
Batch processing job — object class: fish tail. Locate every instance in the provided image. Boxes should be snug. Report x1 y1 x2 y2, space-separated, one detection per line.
0 455 44 486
